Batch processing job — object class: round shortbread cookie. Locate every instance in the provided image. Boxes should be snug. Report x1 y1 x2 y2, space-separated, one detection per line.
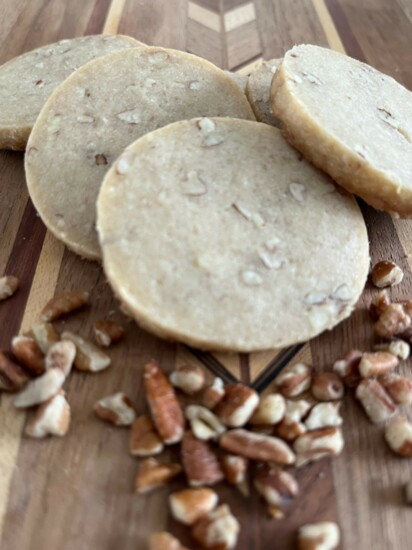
97 118 369 352
271 44 412 217
0 34 141 150
25 47 255 260
246 59 281 126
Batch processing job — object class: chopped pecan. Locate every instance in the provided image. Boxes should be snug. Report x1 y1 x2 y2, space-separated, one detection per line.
11 335 45 375
298 521 340 550
379 373 412 405
31 322 59 354
169 488 218 525
61 331 111 372
254 466 298 513
355 379 397 423
181 431 224 487
130 415 164 457
311 372 344 401
41 290 89 321
94 392 136 426
332 349 362 387
358 351 398 378
374 339 410 360
185 405 226 440
93 319 124 347
45 340 76 378
249 393 286 425
13 368 65 408
201 377 225 410
215 383 259 427
0 351 30 392
144 361 184 444
222 454 249 496
170 364 206 394
374 303 411 339
371 260 403 288
191 504 240 550
385 416 412 457
294 427 344 467
135 458 182 494
0 275 19 301
219 429 295 465
25 391 70 438
274 363 312 398
304 402 343 430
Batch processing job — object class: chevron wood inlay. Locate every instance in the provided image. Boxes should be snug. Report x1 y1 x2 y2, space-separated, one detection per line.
0 0 412 548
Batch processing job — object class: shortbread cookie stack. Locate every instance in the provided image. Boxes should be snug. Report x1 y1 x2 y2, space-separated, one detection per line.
6 35 412 351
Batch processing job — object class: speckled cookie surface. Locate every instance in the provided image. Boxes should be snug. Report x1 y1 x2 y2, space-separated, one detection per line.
246 59 281 126
25 47 255 260
97 118 369 352
271 44 412 217
0 34 141 150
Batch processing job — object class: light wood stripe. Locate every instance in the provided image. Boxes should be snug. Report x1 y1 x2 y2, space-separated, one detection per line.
235 55 262 75
188 1 221 32
312 0 346 53
0 232 64 535
103 0 126 34
224 2 256 32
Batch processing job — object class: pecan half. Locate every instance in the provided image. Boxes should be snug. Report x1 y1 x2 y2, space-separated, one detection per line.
144 361 184 444
170 364 206 395
298 521 340 550
274 363 312 398
385 416 412 457
181 431 224 487
371 260 403 288
332 349 362 387
219 429 295 464
201 377 225 410
379 373 412 405
358 351 398 378
93 320 124 347
135 458 182 494
191 504 240 550
215 384 259 427
130 415 164 457
311 372 344 401
294 427 344 467
169 488 218 525
249 393 286 425
185 405 226 440
41 290 89 321
355 379 397 423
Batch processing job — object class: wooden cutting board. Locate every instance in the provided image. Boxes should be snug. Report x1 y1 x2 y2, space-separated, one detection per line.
1 1 412 548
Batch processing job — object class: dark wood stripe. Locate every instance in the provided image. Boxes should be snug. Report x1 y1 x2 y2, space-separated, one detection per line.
85 0 112 35
0 200 46 347
239 353 250 385
187 347 239 383
190 0 221 13
230 52 261 73
252 344 304 392
326 0 366 61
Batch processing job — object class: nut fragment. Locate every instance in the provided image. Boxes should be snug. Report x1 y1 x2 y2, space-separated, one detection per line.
45 340 76 378
181 431 224 487
215 384 259 427
275 418 307 441
371 260 404 288
130 415 164 457
379 373 412 405
254 466 298 512
374 303 411 338
201 377 225 410
374 339 410 360
149 532 189 550
355 379 397 423
185 405 226 440
249 393 286 425
370 289 390 318
11 335 45 375
358 351 398 378
294 427 344 467
311 372 344 401
93 320 124 347
298 521 340 550
169 488 218 525
41 290 89 321
94 392 136 426
274 363 312 398
135 458 182 494
385 416 412 457
31 322 59 353
305 402 343 430
332 349 362 387
284 398 312 422
405 479 412 504
13 368 65 408
219 429 295 464
25 391 70 438
0 351 30 392
191 504 240 550
221 454 248 495
0 275 19 301
144 361 185 444
170 364 206 395
61 331 111 372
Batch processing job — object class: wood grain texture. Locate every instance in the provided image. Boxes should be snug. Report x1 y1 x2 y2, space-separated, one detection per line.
0 0 412 549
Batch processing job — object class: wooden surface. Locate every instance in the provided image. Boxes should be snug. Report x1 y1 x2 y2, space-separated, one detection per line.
0 0 412 548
